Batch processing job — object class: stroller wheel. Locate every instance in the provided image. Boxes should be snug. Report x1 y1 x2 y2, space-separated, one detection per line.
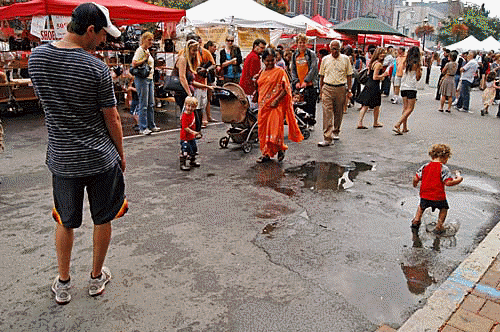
241 142 252 153
219 136 229 148
301 129 311 140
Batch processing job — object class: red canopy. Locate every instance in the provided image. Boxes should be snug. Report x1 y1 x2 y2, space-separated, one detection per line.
358 34 420 48
0 0 185 24
311 14 333 28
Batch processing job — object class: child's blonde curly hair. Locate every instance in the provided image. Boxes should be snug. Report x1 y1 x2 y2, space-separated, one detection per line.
428 144 451 159
184 96 198 108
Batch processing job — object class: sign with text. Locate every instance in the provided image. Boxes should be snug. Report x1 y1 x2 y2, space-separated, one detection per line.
30 16 48 39
237 27 270 52
195 26 229 48
52 16 71 39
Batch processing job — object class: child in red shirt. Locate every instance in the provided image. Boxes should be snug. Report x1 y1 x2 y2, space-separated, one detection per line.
411 144 463 234
180 97 202 171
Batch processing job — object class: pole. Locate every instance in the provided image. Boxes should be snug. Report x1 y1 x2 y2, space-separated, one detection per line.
396 10 400 31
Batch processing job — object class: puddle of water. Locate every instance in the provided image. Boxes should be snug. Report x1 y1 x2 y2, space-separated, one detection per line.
251 161 373 197
285 161 373 191
460 175 499 194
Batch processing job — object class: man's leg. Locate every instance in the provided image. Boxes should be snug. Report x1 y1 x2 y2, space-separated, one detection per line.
56 223 74 281
92 222 112 278
321 86 334 142
462 81 471 111
332 86 346 136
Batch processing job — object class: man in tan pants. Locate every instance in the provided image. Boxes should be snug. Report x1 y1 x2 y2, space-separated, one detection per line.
318 40 353 146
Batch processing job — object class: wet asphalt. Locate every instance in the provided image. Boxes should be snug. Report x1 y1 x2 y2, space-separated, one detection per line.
1 86 499 331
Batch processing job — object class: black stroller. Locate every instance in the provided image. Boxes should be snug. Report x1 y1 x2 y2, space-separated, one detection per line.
293 100 315 140
214 83 258 153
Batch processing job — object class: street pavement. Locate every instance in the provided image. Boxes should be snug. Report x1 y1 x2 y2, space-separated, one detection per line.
0 85 499 332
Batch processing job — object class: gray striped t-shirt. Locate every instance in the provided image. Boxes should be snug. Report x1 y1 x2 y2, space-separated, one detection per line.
28 43 119 177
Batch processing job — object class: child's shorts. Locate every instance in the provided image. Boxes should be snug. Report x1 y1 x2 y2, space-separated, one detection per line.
180 139 197 156
420 198 449 212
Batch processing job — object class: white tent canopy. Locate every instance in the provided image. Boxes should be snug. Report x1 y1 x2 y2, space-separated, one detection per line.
186 0 304 30
290 14 342 39
480 36 500 51
446 35 484 51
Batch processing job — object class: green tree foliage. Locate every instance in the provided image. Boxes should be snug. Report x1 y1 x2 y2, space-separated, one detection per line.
146 0 193 10
438 4 500 46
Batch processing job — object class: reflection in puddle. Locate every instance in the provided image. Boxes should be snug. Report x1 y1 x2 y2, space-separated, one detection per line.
252 161 373 195
285 161 373 191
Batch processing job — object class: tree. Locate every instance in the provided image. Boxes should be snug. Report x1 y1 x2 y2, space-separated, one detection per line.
145 0 194 9
438 3 500 46
257 0 288 14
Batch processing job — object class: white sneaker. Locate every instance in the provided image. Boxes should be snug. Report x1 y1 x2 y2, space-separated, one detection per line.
332 135 340 140
151 127 161 132
140 129 152 135
451 100 458 106
51 276 72 305
317 141 331 147
89 266 111 296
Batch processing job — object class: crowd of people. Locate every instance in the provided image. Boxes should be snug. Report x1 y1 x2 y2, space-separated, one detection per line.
127 31 500 166
15 2 489 306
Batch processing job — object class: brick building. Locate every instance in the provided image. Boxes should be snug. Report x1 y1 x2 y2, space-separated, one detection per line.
286 0 398 24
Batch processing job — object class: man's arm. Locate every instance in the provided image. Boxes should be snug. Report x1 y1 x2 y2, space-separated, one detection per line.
102 106 126 172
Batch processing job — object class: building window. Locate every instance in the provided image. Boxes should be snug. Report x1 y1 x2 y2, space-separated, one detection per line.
330 0 338 21
304 0 312 16
342 0 350 20
353 0 361 18
318 0 325 17
288 0 297 14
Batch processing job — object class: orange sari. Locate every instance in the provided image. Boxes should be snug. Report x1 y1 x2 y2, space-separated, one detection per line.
257 67 303 157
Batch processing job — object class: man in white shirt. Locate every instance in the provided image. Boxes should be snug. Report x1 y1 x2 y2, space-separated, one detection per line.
456 51 478 113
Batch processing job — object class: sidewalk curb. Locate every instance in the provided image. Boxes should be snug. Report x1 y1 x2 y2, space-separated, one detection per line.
398 221 500 331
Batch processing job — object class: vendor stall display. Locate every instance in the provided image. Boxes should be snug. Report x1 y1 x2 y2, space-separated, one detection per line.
0 0 185 114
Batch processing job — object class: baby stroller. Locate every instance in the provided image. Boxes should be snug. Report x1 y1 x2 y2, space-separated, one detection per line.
215 83 258 153
293 100 315 140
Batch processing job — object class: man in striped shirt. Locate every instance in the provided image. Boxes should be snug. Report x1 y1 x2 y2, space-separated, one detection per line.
28 2 127 305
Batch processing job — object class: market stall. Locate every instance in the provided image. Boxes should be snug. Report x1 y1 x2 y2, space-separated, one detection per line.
0 0 185 113
185 0 304 55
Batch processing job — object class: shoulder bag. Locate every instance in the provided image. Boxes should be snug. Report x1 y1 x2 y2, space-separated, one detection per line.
131 48 151 79
358 68 369 85
164 59 186 92
130 63 151 79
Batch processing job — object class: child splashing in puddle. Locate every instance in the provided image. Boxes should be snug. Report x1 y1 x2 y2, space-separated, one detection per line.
411 144 463 235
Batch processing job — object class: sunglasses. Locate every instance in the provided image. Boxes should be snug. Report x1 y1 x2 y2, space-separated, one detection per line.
226 39 234 42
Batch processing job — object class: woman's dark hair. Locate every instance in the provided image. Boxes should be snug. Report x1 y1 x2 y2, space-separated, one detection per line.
405 46 421 73
487 72 496 82
449 52 457 62
343 46 353 57
204 40 215 49
318 49 329 57
261 48 276 60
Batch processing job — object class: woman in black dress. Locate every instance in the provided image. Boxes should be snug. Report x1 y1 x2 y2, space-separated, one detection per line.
356 47 390 129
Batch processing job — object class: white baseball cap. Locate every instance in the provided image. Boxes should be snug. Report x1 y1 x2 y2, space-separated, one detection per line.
72 2 121 38
92 2 121 38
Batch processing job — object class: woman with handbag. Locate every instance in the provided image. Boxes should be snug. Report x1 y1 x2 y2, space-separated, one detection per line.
132 32 159 135
171 40 213 114
219 35 242 84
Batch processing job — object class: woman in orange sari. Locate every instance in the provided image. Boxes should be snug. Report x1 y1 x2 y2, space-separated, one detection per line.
255 48 303 163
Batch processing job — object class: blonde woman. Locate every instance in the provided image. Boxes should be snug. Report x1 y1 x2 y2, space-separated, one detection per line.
132 32 158 135
173 40 213 129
